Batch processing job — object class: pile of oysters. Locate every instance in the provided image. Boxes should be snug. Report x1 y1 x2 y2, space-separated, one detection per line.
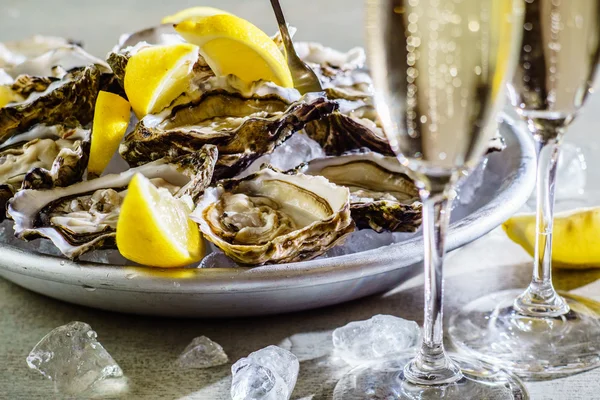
0 27 502 267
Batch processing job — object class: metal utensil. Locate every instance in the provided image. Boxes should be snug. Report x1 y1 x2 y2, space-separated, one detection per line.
269 0 323 94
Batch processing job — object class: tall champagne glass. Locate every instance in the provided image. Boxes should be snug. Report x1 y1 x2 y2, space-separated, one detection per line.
450 0 600 380
333 1 527 398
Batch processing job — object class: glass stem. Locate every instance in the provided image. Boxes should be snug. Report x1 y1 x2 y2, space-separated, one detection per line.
404 187 462 386
514 119 570 317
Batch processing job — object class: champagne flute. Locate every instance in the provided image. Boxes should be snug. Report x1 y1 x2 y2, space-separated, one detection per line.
334 1 527 398
449 0 600 380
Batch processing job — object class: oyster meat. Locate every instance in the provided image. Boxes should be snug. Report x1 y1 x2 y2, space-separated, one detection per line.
0 123 90 221
191 167 354 265
301 152 422 232
120 76 336 180
7 145 217 259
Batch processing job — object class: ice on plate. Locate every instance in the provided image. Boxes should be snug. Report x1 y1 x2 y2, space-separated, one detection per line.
231 345 299 400
26 321 123 395
332 314 420 364
176 336 229 369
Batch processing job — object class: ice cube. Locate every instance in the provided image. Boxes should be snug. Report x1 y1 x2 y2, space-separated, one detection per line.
240 132 325 177
198 251 240 268
556 142 587 199
231 345 299 400
26 321 123 395
332 315 420 365
176 336 229 369
325 230 396 257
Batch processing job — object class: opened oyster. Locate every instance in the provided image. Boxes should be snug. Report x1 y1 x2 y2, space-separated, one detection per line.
120 76 336 180
0 123 90 220
0 42 114 142
298 42 506 156
191 167 354 265
301 152 422 232
8 145 217 259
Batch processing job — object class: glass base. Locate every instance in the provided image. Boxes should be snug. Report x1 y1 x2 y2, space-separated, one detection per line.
333 351 528 400
449 289 600 380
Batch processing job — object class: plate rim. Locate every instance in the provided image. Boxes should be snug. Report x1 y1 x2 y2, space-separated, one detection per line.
0 115 536 294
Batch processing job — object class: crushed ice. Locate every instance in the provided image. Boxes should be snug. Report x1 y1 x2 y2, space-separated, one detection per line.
176 336 228 369
332 314 420 365
26 321 124 395
231 345 299 400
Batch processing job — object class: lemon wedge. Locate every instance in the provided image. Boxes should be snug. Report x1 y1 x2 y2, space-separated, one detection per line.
161 6 232 24
116 173 204 267
124 43 199 117
175 15 293 87
0 85 21 108
503 207 600 269
88 91 130 176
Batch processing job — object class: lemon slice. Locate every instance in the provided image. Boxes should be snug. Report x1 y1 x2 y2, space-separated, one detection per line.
161 6 232 24
503 207 600 269
175 15 293 87
124 43 199 117
88 91 130 176
116 173 205 267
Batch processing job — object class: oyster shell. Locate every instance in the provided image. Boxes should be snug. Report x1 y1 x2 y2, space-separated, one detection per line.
120 76 336 180
0 36 73 69
300 152 422 232
7 145 217 259
299 42 506 156
0 65 102 142
0 123 90 221
191 167 355 265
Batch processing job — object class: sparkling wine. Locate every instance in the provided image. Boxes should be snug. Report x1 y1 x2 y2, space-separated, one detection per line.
366 0 522 175
509 0 600 122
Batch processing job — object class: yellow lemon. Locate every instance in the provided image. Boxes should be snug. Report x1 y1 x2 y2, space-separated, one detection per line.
0 85 22 108
161 6 232 24
503 207 600 269
88 91 130 176
175 15 293 87
124 43 199 117
116 173 205 267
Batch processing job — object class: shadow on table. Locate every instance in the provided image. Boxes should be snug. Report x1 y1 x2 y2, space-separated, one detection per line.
2 259 599 399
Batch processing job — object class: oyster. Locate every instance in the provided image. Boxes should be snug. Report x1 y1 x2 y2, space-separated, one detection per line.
300 152 422 232
191 167 354 265
7 145 217 259
299 42 506 156
0 42 114 142
0 123 90 221
0 36 74 69
0 65 101 141
119 76 336 180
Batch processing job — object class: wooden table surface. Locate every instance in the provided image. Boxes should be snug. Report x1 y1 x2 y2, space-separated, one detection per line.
1 1 600 399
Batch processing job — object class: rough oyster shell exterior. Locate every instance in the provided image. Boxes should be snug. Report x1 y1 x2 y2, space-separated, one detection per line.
191 167 355 265
0 66 102 141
